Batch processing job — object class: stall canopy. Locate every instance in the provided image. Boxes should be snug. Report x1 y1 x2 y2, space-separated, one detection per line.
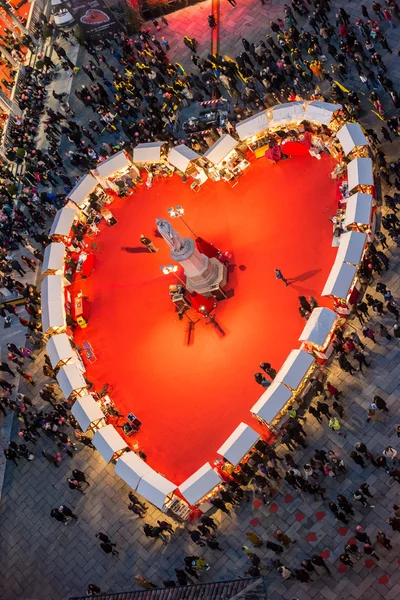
336 123 368 156
41 242 65 276
336 230 367 266
114 452 154 491
250 381 292 424
276 349 315 390
56 363 87 399
217 423 260 466
133 141 164 163
94 150 131 179
47 332 78 370
203 134 238 165
344 193 373 229
235 110 269 141
93 424 128 463
71 394 106 432
299 307 338 347
67 174 98 207
347 157 374 192
179 463 221 506
168 145 200 172
136 471 177 510
50 205 79 238
303 101 341 125
322 259 357 298
41 275 66 334
270 101 304 124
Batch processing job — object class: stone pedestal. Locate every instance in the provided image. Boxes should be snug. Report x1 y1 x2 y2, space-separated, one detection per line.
171 238 227 297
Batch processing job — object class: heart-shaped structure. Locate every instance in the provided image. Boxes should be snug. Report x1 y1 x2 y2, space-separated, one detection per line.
80 9 110 24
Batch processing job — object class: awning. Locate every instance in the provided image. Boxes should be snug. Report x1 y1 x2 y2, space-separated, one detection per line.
203 134 238 166
67 174 98 207
56 363 87 399
93 424 128 463
71 394 106 432
347 157 374 192
236 110 269 141
168 144 200 172
49 205 79 237
179 463 221 505
114 452 154 491
336 230 367 266
344 193 373 228
217 423 260 466
336 123 368 156
299 307 338 347
94 151 131 179
276 349 315 390
133 141 165 163
41 275 66 334
41 242 65 276
322 258 357 299
270 101 304 125
46 332 78 369
136 471 177 510
303 100 341 125
250 381 292 424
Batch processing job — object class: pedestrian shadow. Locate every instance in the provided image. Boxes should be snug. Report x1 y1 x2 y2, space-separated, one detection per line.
290 269 321 283
121 246 148 254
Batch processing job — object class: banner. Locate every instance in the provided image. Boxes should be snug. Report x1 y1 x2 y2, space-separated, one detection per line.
67 0 120 38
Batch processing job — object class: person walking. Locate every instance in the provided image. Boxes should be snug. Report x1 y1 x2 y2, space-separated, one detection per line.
388 516 400 531
337 494 355 516
373 395 389 413
266 540 284 554
339 553 353 567
0 361 14 377
311 554 331 574
189 530 206 546
364 544 380 560
59 504 78 520
354 490 375 508
72 469 90 486
140 235 158 253
355 526 372 544
245 531 263 547
376 531 392 550
354 349 370 371
274 268 290 286
135 575 157 589
276 529 296 547
67 477 86 494
349 450 365 468
50 508 68 525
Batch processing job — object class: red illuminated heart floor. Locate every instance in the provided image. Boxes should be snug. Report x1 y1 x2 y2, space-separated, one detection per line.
72 154 338 484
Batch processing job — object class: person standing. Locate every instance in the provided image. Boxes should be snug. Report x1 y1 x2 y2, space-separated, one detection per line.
59 504 78 520
376 530 392 550
311 554 331 574
135 575 156 589
140 234 158 253
50 508 68 525
364 544 380 560
276 529 296 547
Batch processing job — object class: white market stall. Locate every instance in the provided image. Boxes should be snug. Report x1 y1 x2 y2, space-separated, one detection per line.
179 463 222 509
236 110 269 141
347 157 374 194
303 100 341 125
336 230 367 266
217 422 260 466
167 145 207 188
92 151 140 192
93 424 129 463
56 363 88 400
321 258 359 315
136 470 177 511
133 141 166 164
67 174 99 210
203 134 248 182
114 451 154 491
71 394 107 433
299 307 339 360
41 242 65 277
336 123 368 157
41 274 66 335
344 193 374 232
276 349 315 393
251 381 293 427
268 101 304 126
49 205 80 242
47 332 81 370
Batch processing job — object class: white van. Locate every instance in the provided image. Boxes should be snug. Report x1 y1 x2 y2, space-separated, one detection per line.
51 0 75 27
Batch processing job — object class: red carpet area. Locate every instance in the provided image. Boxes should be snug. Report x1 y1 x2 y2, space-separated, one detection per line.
73 154 338 484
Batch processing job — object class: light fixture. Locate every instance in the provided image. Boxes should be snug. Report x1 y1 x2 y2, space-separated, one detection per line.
167 205 197 238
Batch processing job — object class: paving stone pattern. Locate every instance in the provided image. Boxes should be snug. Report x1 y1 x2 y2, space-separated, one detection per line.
1 0 400 599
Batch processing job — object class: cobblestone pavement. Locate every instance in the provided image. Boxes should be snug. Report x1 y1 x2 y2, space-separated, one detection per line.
1 1 400 599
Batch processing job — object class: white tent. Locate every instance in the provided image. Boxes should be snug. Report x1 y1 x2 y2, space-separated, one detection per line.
236 110 269 141
114 452 154 491
217 423 260 466
41 242 65 276
303 101 341 125
347 157 374 192
49 206 79 238
93 424 128 463
168 145 201 172
56 363 87 399
136 471 177 510
203 134 238 166
336 230 367 266
41 275 66 335
276 349 315 391
47 333 78 370
71 394 106 432
67 174 98 207
179 463 221 506
298 307 338 348
94 151 132 179
251 381 292 424
336 123 368 156
270 101 304 125
133 141 165 163
322 259 357 299
344 193 373 229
